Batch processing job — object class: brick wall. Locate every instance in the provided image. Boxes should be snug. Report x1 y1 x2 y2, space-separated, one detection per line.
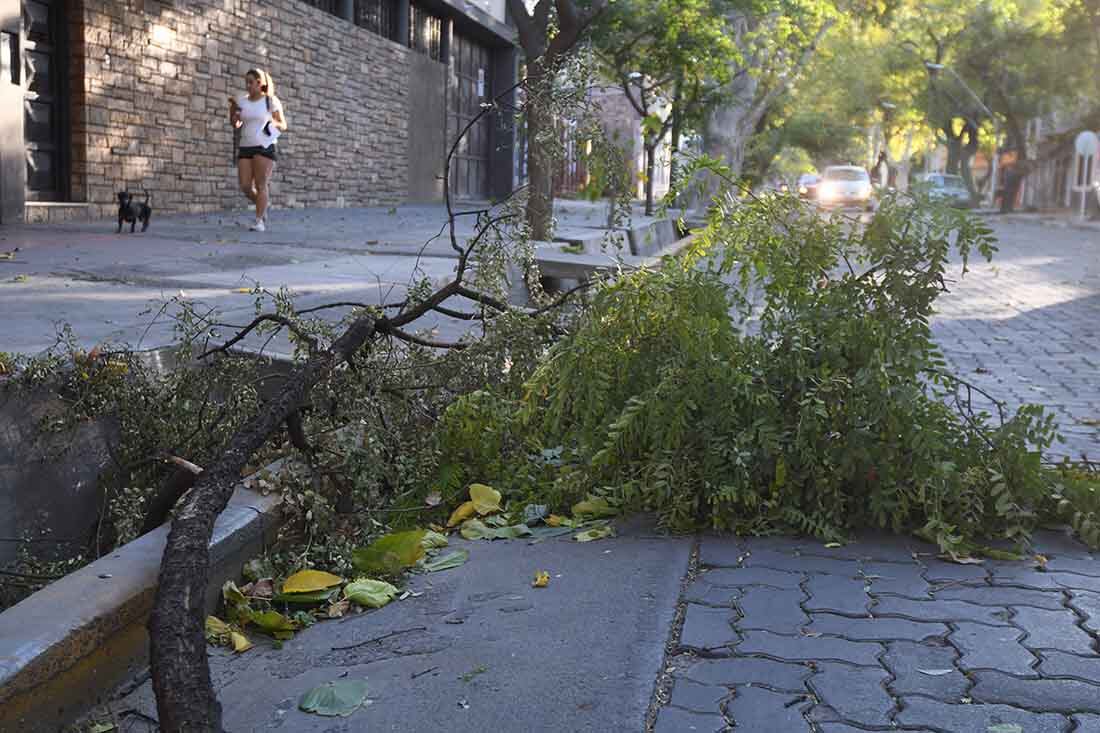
74 0 411 217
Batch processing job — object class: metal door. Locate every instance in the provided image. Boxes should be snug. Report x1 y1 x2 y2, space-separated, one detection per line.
447 33 491 199
0 0 23 222
22 0 66 201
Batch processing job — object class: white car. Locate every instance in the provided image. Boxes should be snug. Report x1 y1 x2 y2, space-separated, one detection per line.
817 166 874 210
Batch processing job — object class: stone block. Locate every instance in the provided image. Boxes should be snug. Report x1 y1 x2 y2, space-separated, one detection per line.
896 697 1069 732
807 663 894 728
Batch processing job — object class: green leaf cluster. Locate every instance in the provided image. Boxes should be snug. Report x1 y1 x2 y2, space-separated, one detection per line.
434 188 1098 554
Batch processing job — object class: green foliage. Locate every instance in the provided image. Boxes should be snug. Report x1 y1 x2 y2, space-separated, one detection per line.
435 185 1098 553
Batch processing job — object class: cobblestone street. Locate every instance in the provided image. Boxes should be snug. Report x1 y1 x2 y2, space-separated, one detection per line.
661 530 1100 732
933 219 1100 459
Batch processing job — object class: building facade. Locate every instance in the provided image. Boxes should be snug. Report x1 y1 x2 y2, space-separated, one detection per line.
0 0 518 223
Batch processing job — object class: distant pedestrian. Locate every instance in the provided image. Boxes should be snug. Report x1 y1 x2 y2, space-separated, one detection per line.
228 68 287 232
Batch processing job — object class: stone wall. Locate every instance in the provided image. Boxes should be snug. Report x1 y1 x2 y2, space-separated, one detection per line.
73 0 411 217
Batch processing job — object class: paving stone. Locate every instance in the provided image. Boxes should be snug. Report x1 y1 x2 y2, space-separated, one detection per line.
1045 572 1100 591
1073 713 1100 732
1038 650 1100 680
896 696 1070 732
883 640 969 699
698 539 747 568
680 604 738 655
817 724 934 733
1070 590 1100 634
950 621 1037 675
872 595 1012 625
971 669 1100 714
922 560 989 584
804 575 872 616
1044 555 1100 577
861 561 931 598
667 677 729 713
807 662 894 728
653 706 727 733
935 584 1065 610
806 612 947 642
739 548 798 568
724 685 811 731
684 580 739 608
1014 606 1096 651
808 531 937 563
793 554 862 576
735 587 809 634
1031 529 1094 557
698 566 805 589
679 656 812 692
736 630 882 666
990 564 1073 590
741 536 812 552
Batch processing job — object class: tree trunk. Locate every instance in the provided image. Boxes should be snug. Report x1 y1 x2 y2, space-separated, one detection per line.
644 138 657 215
149 317 379 731
525 83 555 241
668 78 683 204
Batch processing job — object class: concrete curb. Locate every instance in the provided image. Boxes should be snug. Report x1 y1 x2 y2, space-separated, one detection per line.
0 468 284 732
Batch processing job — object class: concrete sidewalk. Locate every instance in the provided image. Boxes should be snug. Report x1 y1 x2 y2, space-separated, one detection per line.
81 523 1100 733
0 200 670 356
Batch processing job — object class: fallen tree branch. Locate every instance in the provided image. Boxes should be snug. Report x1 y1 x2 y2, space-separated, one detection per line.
197 314 318 359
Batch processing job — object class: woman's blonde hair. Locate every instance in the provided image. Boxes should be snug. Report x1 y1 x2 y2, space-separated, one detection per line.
246 68 275 98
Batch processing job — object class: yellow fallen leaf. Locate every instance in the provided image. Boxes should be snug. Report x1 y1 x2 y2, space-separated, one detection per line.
327 599 351 618
230 631 253 653
532 571 550 588
546 514 564 527
429 522 447 533
282 569 344 594
205 615 231 645
469 483 502 515
448 500 477 527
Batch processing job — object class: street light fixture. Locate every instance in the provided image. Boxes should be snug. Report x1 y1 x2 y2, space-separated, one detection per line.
923 61 998 208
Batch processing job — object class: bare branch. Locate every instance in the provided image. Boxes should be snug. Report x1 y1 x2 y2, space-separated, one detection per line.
198 314 318 359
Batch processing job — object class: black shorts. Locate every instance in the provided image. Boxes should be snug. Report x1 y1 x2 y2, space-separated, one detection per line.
238 144 277 161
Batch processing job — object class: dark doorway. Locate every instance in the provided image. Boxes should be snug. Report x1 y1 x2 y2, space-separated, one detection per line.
447 32 491 199
0 0 23 222
22 0 68 201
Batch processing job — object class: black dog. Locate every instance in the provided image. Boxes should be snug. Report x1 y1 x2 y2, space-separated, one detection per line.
117 191 152 233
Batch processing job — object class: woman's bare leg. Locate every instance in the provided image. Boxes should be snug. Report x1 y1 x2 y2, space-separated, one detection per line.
252 156 274 221
237 159 257 204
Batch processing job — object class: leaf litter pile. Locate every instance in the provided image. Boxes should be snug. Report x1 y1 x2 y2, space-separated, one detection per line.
205 481 620 717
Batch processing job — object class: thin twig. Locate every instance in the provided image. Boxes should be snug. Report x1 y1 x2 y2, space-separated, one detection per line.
0 568 63 581
198 314 318 359
330 625 427 651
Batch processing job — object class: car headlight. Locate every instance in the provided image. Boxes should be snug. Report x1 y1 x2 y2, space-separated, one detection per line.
799 185 808 194
819 184 836 200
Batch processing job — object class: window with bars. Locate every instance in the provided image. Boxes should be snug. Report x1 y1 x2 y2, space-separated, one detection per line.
409 3 443 61
356 0 399 42
301 0 340 16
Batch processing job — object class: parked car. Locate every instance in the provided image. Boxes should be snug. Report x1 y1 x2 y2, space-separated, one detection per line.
817 165 874 210
914 173 973 208
797 173 821 200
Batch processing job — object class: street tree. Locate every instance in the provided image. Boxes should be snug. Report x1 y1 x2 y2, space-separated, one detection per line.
506 0 609 240
590 0 738 213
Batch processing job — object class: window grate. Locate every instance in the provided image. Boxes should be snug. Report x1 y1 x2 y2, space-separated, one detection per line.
356 0 399 42
409 3 443 61
301 0 340 16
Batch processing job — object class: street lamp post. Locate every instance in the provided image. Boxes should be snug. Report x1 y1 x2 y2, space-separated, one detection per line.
924 62 998 209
